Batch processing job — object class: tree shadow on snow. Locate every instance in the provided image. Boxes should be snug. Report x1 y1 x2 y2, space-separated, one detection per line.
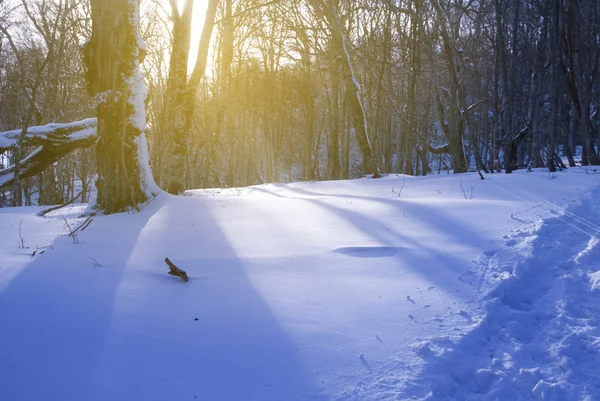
0 195 168 401
83 196 321 401
255 186 487 296
0 195 322 401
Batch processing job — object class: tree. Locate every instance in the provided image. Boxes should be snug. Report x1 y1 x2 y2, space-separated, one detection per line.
162 0 219 193
82 0 159 213
4 0 600 207
308 0 381 178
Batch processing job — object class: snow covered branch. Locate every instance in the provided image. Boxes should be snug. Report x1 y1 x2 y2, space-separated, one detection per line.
413 129 450 154
0 118 97 153
0 118 97 190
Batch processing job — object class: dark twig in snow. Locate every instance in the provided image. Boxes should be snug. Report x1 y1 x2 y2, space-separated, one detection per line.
165 257 188 282
459 179 477 200
18 219 27 249
392 175 407 198
89 257 102 267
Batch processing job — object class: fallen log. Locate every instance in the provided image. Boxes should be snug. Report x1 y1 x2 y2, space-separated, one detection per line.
0 118 97 152
0 118 98 190
165 257 189 282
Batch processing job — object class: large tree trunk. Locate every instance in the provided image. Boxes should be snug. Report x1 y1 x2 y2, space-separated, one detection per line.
564 0 600 166
83 0 158 214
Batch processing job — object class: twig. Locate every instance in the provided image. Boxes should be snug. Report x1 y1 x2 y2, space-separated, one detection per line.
37 189 83 216
70 214 94 236
392 175 407 198
165 257 189 282
62 217 79 243
89 257 102 267
459 179 477 200
32 244 54 257
18 219 27 249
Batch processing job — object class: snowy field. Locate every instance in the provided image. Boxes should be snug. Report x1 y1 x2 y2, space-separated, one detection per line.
1 169 599 400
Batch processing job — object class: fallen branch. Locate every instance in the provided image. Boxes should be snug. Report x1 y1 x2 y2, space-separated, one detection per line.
69 214 94 237
0 119 97 190
414 129 451 154
62 217 79 244
37 189 84 216
165 257 188 282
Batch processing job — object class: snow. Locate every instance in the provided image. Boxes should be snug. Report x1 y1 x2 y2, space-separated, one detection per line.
126 0 160 199
0 118 97 149
0 169 599 400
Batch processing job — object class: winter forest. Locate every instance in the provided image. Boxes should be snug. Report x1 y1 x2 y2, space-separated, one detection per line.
1 0 598 210
1 1 600 400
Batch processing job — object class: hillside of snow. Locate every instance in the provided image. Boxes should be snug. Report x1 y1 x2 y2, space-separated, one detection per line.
1 169 599 400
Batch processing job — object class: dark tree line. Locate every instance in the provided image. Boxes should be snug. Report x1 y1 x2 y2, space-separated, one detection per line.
1 0 599 211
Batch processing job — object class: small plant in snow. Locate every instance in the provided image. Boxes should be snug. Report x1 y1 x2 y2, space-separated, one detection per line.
392 175 406 198
459 179 477 200
18 219 27 249
62 218 79 244
31 245 54 257
580 165 597 174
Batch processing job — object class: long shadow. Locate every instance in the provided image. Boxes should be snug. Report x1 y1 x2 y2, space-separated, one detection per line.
83 196 321 401
0 196 166 401
254 187 483 295
276 185 494 249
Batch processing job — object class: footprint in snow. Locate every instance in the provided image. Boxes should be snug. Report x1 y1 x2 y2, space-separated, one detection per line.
408 314 416 322
406 295 416 304
427 286 435 291
459 310 473 322
483 249 499 257
359 353 372 371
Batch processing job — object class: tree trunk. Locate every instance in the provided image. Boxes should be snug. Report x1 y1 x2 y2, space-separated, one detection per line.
164 0 193 194
328 58 341 180
83 0 158 214
308 0 380 177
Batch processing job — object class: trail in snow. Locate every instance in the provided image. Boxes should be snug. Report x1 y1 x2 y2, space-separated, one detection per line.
0 170 598 401
400 184 600 401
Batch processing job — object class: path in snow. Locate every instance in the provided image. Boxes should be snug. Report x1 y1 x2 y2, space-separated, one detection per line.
401 183 600 400
0 170 597 400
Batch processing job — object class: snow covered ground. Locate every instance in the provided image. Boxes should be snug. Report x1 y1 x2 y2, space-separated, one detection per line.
0 169 599 400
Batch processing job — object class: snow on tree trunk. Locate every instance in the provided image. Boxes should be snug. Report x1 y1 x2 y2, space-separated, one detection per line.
335 14 380 178
83 0 159 214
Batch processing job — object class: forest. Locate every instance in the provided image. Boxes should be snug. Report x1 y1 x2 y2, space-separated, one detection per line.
2 1 600 399
1 0 599 211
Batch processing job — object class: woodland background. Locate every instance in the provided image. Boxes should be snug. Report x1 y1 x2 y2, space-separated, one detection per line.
1 0 599 207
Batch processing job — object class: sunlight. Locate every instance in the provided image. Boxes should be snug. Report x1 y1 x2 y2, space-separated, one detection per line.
166 0 209 72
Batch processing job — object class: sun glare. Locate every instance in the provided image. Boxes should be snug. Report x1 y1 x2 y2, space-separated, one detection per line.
165 0 208 72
